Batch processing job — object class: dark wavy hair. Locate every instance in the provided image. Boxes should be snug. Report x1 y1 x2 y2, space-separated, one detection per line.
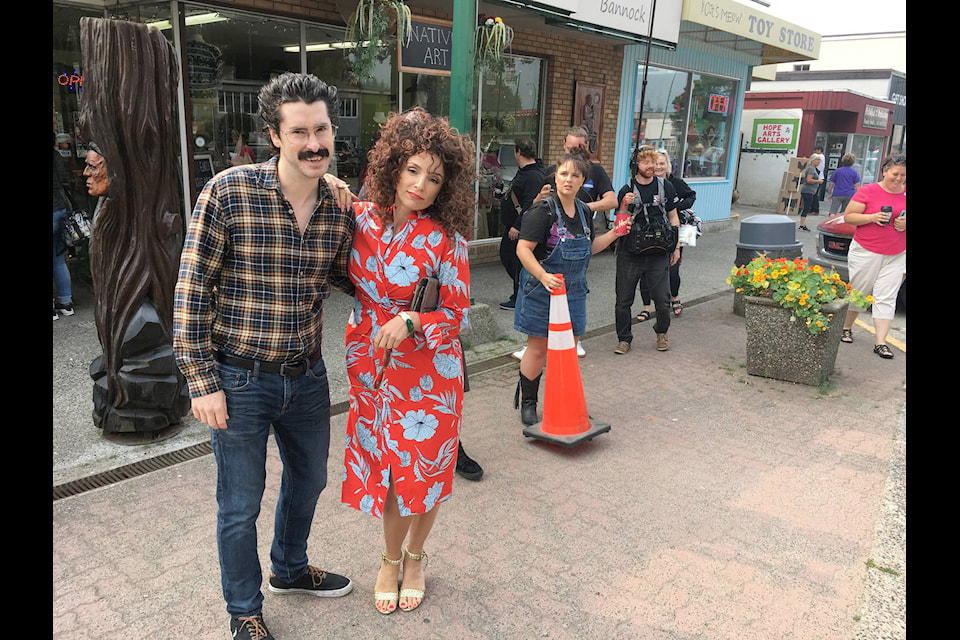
258 73 340 152
514 138 537 160
365 107 476 238
555 152 591 182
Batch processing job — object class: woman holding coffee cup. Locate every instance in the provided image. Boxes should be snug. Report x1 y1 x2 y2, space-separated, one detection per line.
513 152 629 426
839 154 906 359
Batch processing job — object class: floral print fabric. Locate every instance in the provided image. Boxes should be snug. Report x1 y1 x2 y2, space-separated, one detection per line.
342 201 470 518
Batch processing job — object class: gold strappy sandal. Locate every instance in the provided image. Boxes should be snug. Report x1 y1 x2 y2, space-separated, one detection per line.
374 552 402 615
398 548 429 611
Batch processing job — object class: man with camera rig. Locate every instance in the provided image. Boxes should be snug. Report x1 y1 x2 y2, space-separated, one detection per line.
612 147 681 355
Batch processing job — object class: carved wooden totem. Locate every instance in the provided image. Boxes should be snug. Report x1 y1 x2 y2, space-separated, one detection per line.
79 17 190 433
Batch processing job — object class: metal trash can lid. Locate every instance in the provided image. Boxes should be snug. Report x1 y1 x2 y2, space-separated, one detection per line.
736 214 802 251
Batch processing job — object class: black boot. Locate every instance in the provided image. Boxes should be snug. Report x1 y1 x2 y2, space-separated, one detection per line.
513 372 542 426
455 442 483 480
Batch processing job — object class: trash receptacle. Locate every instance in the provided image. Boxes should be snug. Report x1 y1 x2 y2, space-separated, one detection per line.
733 214 803 316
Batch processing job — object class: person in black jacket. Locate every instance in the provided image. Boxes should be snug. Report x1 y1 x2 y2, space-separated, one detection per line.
498 139 544 310
635 149 696 320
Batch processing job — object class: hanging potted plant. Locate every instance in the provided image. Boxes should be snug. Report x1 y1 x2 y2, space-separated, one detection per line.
475 15 513 73
345 0 413 84
728 255 873 386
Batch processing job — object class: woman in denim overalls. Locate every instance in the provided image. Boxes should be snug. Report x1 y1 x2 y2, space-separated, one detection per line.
512 153 629 426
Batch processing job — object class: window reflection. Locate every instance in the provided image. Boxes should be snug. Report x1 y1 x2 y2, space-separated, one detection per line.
634 65 737 180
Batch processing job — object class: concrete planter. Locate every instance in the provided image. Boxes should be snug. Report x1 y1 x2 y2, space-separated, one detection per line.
743 296 849 386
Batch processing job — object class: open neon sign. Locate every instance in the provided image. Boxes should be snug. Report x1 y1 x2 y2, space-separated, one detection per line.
57 72 83 91
707 93 728 114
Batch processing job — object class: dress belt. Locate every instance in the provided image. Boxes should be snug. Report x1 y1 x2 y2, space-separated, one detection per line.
215 350 321 377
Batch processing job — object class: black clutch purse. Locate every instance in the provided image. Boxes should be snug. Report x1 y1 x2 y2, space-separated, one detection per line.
411 276 440 313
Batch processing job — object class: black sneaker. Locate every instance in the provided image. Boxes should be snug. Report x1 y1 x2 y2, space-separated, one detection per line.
55 302 75 316
230 613 274 640
455 442 484 480
499 298 516 310
268 565 353 597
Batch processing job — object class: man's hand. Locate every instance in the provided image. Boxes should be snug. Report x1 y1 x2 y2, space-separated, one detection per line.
322 173 357 212
192 390 229 430
533 184 552 203
508 226 519 240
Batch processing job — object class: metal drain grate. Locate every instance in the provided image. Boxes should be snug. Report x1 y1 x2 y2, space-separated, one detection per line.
53 441 214 501
53 401 354 502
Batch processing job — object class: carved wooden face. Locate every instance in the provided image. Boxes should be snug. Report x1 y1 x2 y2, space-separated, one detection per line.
84 150 108 197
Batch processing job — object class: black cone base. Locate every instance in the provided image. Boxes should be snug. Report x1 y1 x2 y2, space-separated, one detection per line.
522 419 611 448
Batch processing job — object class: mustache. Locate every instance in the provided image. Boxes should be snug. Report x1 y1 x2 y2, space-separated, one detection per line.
297 147 330 160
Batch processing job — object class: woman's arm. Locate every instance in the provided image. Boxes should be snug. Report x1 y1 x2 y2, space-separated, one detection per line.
671 177 696 212
841 198 884 226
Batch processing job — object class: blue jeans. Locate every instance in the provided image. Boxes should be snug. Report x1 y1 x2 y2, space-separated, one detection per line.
52 208 72 304
211 357 332 617
615 249 671 341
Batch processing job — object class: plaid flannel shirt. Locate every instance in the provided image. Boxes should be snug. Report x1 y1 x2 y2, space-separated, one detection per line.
173 156 355 398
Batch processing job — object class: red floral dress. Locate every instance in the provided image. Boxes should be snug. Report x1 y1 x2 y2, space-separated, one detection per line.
341 202 470 518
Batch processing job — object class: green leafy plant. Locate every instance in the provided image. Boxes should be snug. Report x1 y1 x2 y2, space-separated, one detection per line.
475 15 513 72
345 0 412 83
728 255 874 334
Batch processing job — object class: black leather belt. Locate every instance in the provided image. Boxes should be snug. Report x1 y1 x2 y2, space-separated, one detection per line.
216 350 321 377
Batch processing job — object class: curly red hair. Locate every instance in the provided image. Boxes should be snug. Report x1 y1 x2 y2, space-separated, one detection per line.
364 107 477 238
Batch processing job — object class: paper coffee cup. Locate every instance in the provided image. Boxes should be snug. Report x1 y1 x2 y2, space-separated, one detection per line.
615 212 631 235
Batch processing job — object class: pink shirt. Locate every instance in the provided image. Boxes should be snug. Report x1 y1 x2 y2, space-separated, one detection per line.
848 182 906 255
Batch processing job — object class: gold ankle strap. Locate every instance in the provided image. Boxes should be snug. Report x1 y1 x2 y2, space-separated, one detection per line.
381 552 402 565
403 548 428 564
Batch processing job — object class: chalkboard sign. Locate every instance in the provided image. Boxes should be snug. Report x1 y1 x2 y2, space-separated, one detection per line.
194 153 215 192
398 16 453 76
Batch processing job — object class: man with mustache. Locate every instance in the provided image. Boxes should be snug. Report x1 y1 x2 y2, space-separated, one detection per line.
174 72 357 640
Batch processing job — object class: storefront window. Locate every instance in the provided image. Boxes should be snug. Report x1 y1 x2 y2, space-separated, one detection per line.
850 134 886 185
53 1 113 210
474 56 543 240
304 25 393 191
633 65 737 180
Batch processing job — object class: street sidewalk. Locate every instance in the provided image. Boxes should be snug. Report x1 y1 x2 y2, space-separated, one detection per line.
53 206 906 639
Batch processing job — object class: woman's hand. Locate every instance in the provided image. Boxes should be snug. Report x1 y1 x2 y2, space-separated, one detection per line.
374 314 417 351
538 271 563 291
893 215 906 232
872 210 891 225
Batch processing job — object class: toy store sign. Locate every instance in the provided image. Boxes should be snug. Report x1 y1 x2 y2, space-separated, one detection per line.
752 118 799 149
682 0 820 58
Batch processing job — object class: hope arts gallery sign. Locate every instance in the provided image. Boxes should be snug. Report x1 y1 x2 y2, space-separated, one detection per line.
751 118 799 150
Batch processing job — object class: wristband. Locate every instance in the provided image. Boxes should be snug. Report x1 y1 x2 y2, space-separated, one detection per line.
398 311 415 335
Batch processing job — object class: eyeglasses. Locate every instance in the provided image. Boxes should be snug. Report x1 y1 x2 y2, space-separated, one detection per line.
282 123 338 144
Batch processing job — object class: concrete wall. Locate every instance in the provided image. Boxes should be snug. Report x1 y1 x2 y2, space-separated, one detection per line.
737 108 803 209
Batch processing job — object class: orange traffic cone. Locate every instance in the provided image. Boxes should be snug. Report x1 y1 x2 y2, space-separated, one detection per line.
522 275 611 448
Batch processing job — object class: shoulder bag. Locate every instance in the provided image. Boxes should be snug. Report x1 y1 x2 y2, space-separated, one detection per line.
60 189 92 249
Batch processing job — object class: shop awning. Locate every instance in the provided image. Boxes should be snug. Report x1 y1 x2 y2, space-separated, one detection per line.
680 0 820 64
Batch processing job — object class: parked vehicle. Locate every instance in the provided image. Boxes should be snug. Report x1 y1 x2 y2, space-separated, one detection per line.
335 140 362 177
810 215 906 311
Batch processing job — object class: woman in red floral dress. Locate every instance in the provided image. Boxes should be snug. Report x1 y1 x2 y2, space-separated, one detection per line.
341 108 475 615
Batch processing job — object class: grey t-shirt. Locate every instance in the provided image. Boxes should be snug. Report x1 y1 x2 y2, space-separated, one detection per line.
800 166 820 195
